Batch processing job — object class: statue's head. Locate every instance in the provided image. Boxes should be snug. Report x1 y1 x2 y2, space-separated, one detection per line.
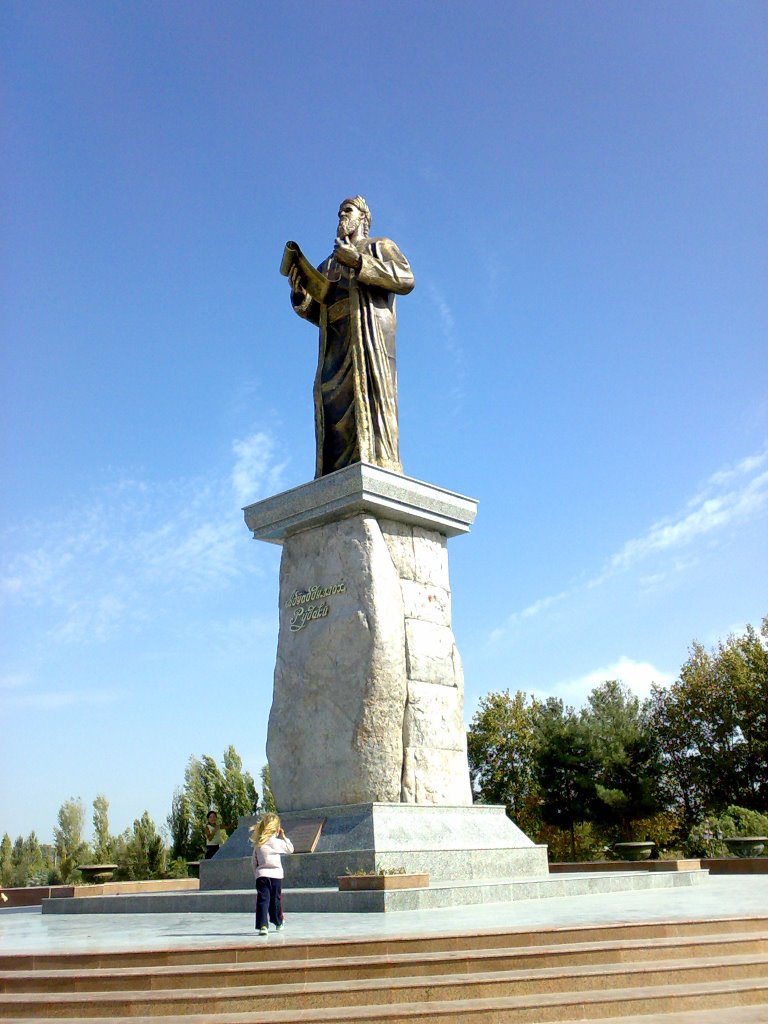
338 196 371 238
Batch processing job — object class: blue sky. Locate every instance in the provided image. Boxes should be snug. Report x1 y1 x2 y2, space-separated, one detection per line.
2 1 766 843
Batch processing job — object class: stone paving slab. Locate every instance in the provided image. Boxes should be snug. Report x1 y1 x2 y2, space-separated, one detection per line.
1 875 767 957
39 868 709 916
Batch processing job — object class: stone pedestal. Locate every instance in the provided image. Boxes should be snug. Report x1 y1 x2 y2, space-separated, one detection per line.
200 803 550 893
219 464 552 909
244 464 477 811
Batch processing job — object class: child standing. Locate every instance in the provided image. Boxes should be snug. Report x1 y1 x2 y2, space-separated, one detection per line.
250 814 294 936
203 811 226 859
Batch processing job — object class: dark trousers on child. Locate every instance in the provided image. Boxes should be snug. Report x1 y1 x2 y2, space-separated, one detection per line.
255 876 283 929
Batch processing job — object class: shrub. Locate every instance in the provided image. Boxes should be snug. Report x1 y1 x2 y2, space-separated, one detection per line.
537 821 606 863
683 806 768 857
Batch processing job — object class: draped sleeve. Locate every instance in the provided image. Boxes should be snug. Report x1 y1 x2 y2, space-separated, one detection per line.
357 238 415 295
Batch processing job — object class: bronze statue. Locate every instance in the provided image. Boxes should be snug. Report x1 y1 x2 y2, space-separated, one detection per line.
282 197 414 478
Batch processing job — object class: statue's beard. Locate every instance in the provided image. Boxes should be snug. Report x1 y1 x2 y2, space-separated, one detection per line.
338 215 358 239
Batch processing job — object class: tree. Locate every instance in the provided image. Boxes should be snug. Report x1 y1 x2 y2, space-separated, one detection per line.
183 756 212 858
723 617 768 808
647 682 705 827
218 746 259 835
649 618 768 823
0 834 12 887
8 832 47 887
533 699 599 860
53 798 90 883
467 690 541 832
92 794 112 862
584 681 665 841
168 745 260 859
167 786 194 862
260 765 277 813
119 812 166 880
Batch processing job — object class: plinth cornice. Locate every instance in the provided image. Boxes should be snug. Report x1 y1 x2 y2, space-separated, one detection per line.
243 463 477 544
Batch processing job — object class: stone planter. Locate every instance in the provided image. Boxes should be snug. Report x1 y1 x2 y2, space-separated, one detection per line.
77 864 118 883
338 872 429 891
613 842 656 862
723 837 766 858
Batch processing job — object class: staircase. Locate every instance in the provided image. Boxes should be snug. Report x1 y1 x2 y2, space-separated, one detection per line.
1 916 767 1022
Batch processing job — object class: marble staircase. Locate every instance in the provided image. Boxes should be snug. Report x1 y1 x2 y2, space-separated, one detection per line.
2 915 767 1022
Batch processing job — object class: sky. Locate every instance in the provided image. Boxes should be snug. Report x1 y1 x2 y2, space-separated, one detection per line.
2 1 766 844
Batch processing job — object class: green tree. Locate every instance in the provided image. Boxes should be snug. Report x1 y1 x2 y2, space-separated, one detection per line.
53 798 91 883
118 812 166 880
649 618 768 823
182 757 211 858
260 764 277 813
218 746 259 835
170 746 260 859
92 794 112 862
0 834 13 887
533 698 598 860
584 681 665 842
647 681 705 826
723 617 768 807
467 689 541 832
9 832 47 887
167 786 194 862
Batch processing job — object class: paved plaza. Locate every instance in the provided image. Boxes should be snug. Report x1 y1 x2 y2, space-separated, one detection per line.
2 874 767 956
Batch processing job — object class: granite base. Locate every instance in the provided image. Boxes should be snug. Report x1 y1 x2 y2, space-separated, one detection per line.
199 803 549 892
41 869 709 915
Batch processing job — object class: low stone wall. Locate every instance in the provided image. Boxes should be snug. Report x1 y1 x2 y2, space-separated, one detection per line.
1 877 199 908
0 885 74 907
550 857 768 874
549 860 702 873
71 878 199 897
702 857 768 874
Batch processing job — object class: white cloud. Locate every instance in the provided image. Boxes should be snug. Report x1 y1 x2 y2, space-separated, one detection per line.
608 467 768 574
427 283 466 408
489 589 571 638
696 448 768 496
0 687 121 712
539 656 674 707
494 445 768 637
0 672 31 691
0 548 74 604
49 594 130 644
0 667 122 711
200 614 277 653
231 432 286 504
0 430 285 645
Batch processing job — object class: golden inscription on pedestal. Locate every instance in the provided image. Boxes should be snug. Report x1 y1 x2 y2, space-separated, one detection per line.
286 582 346 632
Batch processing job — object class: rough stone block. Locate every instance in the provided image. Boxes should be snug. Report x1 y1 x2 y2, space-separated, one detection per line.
379 518 416 579
405 619 460 685
401 746 473 805
268 515 407 811
412 526 449 587
400 578 451 625
403 679 465 749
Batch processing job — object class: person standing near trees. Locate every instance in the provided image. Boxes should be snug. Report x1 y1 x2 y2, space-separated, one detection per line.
203 811 226 859
250 814 293 936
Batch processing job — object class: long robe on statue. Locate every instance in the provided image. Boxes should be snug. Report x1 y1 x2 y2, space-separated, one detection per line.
291 236 415 478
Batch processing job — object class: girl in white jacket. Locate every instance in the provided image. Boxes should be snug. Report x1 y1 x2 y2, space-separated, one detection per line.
250 814 294 935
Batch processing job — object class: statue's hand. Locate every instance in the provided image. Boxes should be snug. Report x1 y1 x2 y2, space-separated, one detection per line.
333 237 362 269
288 265 307 296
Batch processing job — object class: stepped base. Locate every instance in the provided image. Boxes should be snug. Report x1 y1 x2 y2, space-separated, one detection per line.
200 802 549 891
42 868 708 915
11 911 768 1023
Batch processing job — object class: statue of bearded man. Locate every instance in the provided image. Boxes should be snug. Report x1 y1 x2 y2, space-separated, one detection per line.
288 196 415 478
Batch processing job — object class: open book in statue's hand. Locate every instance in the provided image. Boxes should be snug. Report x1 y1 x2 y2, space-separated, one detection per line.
280 241 333 303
